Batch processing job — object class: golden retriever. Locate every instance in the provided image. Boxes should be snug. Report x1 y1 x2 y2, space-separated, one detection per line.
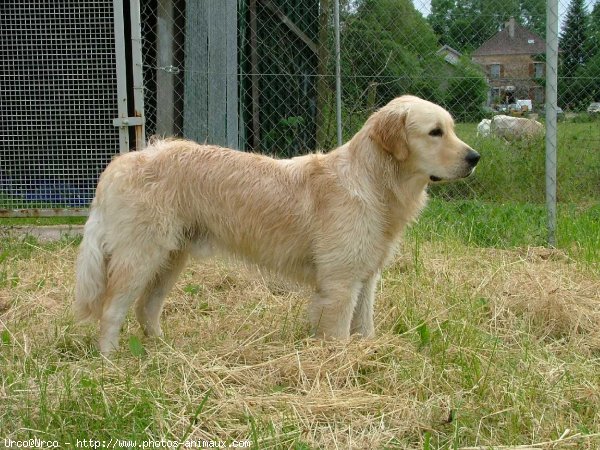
74 95 480 354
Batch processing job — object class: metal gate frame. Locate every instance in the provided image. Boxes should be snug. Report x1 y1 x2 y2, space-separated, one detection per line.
0 0 145 218
113 0 146 155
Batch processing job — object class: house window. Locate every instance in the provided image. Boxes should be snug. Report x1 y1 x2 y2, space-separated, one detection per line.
489 64 501 79
534 62 544 79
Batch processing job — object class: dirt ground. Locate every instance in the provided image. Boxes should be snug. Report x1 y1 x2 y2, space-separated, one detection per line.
0 225 83 242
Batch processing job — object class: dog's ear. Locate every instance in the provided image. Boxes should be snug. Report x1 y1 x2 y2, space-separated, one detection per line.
369 109 409 161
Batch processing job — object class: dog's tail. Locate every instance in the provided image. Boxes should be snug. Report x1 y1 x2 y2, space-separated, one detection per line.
74 208 107 322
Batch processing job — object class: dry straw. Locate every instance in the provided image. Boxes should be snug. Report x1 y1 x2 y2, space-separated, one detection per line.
1 239 599 447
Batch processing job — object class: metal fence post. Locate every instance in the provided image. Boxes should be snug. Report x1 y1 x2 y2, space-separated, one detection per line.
545 0 559 247
113 0 130 153
130 0 146 150
333 0 342 146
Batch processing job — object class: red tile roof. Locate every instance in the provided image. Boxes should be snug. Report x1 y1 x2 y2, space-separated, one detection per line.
473 19 546 56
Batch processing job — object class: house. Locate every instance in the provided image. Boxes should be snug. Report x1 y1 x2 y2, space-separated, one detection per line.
472 17 546 108
436 45 462 66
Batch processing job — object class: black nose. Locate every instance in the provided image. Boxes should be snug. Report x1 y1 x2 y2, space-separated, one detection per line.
465 149 480 167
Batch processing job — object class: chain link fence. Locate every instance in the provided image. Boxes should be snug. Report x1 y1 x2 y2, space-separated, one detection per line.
1 0 598 251
136 0 598 248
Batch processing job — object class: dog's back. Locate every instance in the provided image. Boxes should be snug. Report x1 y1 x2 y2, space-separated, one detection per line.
74 140 323 328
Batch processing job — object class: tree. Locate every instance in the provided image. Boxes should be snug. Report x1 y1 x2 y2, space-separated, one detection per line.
519 0 546 37
559 0 588 77
570 52 600 106
444 58 488 121
429 0 454 41
428 0 547 53
340 0 487 120
586 2 600 60
559 0 589 108
568 2 600 107
341 0 441 105
429 0 545 53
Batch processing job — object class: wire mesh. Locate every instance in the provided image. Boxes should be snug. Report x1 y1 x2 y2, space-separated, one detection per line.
138 3 598 165
0 0 120 212
135 0 598 248
1 0 598 241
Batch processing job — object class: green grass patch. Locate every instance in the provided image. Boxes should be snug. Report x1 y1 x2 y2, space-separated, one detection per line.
0 121 598 445
448 121 600 204
1 229 600 447
411 198 600 268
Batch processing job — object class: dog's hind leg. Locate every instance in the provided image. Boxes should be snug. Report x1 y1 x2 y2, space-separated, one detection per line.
98 248 170 355
135 250 189 338
350 274 379 338
310 279 362 340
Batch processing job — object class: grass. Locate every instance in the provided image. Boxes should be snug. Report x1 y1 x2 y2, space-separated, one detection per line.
1 120 599 447
444 121 600 204
413 199 600 268
1 233 600 448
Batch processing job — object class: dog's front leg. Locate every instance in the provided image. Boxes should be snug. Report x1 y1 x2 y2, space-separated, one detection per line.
310 279 362 340
350 273 379 338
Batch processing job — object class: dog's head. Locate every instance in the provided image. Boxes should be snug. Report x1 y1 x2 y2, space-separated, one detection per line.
369 95 480 182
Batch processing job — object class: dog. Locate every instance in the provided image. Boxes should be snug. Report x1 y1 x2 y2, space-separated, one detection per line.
74 95 480 354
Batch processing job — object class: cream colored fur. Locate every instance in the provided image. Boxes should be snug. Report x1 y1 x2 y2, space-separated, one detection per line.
74 95 479 354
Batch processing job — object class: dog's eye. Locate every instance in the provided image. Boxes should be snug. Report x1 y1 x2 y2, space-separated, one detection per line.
429 128 443 137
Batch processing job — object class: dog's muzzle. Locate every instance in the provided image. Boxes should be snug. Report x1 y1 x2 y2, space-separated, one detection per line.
465 149 481 168
429 149 480 182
